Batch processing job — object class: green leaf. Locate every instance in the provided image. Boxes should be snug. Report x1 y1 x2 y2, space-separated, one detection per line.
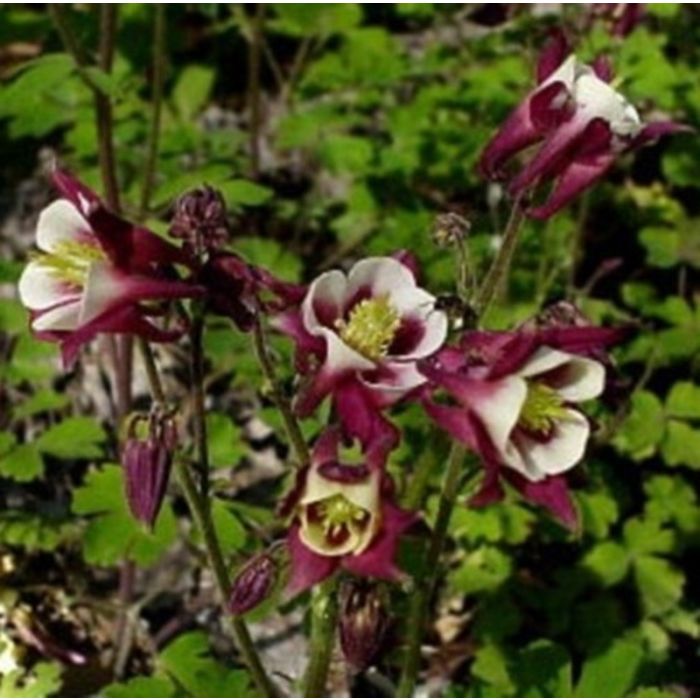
36 417 107 460
0 661 62 698
0 297 26 333
13 389 70 420
575 637 644 698
152 163 231 208
158 632 254 697
511 640 572 697
661 420 700 469
270 4 361 38
102 676 175 698
172 64 215 121
666 381 700 419
209 499 247 555
72 464 177 567
639 226 681 268
450 546 513 596
235 236 302 282
612 390 665 460
634 555 685 615
0 511 74 551
0 443 44 481
624 517 675 556
207 413 246 469
218 179 273 207
581 542 630 586
471 643 514 696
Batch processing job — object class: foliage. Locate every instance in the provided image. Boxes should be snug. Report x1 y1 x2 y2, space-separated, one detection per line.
0 3 698 698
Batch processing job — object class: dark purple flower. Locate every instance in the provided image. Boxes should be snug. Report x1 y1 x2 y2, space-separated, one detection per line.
479 31 690 219
169 185 230 257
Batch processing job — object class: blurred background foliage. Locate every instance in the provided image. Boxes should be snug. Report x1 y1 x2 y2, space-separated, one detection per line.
0 4 699 697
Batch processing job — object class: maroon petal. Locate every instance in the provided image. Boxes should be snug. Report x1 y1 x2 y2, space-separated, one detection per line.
469 462 506 507
536 29 570 83
591 55 614 83
342 501 417 581
422 400 480 452
631 120 694 149
505 472 578 529
285 526 338 598
51 168 100 213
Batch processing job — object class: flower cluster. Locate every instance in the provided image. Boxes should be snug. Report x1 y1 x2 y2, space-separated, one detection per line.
16 25 686 618
479 31 688 219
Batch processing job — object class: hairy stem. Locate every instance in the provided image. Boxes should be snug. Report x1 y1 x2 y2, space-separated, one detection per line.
139 3 166 219
396 444 467 697
252 318 310 468
138 340 279 697
302 578 339 697
474 195 526 318
190 309 210 499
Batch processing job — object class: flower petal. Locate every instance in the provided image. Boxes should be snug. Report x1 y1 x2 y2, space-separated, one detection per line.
32 299 81 332
285 526 338 599
303 269 347 333
18 260 78 311
36 200 93 253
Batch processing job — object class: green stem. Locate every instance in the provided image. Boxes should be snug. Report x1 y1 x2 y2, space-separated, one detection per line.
396 444 467 697
252 317 310 468
474 195 526 318
174 460 280 697
302 578 339 698
138 340 279 697
139 4 166 219
190 309 210 499
247 3 265 179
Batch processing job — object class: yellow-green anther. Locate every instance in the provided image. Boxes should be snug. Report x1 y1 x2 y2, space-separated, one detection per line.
316 494 368 535
34 240 105 287
518 382 569 434
337 295 401 361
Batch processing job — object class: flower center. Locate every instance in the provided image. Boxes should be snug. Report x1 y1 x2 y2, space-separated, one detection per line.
518 382 569 435
336 295 401 361
315 494 369 538
35 239 105 287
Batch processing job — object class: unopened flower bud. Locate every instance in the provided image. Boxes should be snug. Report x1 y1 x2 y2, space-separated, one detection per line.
121 412 177 529
169 185 230 256
339 580 389 671
228 553 278 615
431 212 471 247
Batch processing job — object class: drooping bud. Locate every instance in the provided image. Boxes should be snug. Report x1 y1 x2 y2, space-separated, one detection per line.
338 580 389 672
228 552 278 615
121 411 177 529
169 186 230 257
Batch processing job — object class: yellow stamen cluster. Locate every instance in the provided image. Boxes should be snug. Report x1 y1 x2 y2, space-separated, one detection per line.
336 295 401 361
518 382 569 434
315 494 369 539
35 239 105 287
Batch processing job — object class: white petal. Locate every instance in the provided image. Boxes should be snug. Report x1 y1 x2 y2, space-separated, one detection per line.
361 361 427 404
32 299 81 332
470 376 528 456
322 329 376 375
18 261 77 310
573 72 642 138
36 199 93 253
78 261 123 324
399 306 448 360
508 409 590 480
302 269 347 334
546 355 605 402
518 346 575 378
543 54 578 90
346 257 416 307
301 464 381 514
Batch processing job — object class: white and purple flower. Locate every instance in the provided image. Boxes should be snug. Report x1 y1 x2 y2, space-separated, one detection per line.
18 170 201 366
480 31 688 219
284 428 416 597
274 254 448 447
421 325 623 526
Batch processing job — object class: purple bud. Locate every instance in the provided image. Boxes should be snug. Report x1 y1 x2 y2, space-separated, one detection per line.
339 580 389 672
169 186 230 256
121 414 176 529
228 553 277 615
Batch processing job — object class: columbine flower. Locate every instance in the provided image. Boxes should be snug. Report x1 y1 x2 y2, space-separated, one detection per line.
121 411 177 529
169 185 230 257
18 170 201 366
590 4 644 38
285 428 416 597
479 31 688 219
421 324 623 526
274 254 447 447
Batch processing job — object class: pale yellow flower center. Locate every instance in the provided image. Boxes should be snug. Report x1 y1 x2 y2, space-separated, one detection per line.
518 382 569 434
35 239 105 287
315 494 369 539
336 295 401 361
